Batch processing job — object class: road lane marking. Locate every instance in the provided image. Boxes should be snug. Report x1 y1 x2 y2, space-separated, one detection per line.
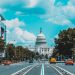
23 64 38 75
42 64 44 75
11 64 35 75
36 65 39 67
49 65 63 75
56 66 74 75
40 63 44 75
47 66 49 68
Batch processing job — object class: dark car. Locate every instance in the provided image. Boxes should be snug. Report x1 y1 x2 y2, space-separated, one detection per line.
29 59 33 63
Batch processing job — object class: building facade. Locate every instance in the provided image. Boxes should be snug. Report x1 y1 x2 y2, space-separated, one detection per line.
0 15 6 58
35 28 53 57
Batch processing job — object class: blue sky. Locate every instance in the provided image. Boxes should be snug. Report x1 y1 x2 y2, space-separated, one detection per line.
0 0 75 47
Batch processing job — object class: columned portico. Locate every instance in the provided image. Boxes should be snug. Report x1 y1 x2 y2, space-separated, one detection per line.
35 28 53 56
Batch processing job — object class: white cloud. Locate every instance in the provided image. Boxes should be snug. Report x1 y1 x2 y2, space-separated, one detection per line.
38 0 75 26
15 11 23 15
6 27 36 46
62 1 75 18
3 17 36 46
14 27 36 41
0 0 40 8
6 30 10 34
0 0 21 6
15 11 29 16
69 0 75 5
0 8 7 14
3 18 25 29
47 15 72 26
24 0 40 8
4 18 36 45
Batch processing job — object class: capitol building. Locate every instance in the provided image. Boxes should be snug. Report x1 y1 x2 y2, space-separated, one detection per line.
29 28 54 57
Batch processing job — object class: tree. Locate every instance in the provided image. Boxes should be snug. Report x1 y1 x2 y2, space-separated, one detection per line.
45 54 48 59
6 44 15 59
54 28 75 57
0 37 5 52
15 46 36 61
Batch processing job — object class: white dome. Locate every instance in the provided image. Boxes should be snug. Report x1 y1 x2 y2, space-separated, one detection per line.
36 32 46 43
37 33 45 39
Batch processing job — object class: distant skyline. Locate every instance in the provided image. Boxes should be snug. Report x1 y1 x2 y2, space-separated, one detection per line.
0 0 75 47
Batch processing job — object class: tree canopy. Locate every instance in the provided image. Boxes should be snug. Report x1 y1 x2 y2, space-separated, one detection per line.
54 28 75 57
0 37 5 52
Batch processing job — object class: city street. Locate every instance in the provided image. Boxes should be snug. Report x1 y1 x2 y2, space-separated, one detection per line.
0 62 75 75
0 0 75 75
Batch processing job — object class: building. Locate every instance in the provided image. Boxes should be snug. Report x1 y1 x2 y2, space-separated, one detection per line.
28 28 54 57
0 15 6 58
35 28 53 57
0 15 6 41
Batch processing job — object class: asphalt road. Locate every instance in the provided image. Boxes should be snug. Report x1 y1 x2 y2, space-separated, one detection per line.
0 62 75 75
56 63 75 74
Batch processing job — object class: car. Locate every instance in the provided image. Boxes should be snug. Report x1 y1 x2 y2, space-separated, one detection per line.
2 60 12 65
49 58 56 64
29 59 33 63
65 59 74 65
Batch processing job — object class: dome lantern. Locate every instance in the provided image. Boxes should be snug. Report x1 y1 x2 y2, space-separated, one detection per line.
40 27 42 33
36 28 46 44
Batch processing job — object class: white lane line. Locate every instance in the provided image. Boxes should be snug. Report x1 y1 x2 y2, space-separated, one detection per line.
40 64 42 75
36 65 39 67
56 66 74 75
49 65 63 75
40 63 44 75
42 64 44 75
23 64 38 75
11 65 34 75
47 66 49 68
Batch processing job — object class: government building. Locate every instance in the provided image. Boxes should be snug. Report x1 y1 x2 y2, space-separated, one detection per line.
35 28 53 57
29 28 54 57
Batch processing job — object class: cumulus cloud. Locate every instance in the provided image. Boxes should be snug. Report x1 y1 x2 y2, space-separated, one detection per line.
0 8 7 14
47 15 71 25
0 0 39 8
3 18 25 29
14 27 36 41
24 0 40 8
4 18 36 46
7 27 36 46
38 0 75 27
62 1 75 18
15 11 23 15
0 0 21 6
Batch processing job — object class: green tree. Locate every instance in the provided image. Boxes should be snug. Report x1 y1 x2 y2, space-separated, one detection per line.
0 37 5 52
6 44 15 59
15 46 36 61
54 28 75 57
45 54 48 59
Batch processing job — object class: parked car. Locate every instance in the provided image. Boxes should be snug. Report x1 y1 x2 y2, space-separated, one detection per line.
65 59 74 65
2 60 12 65
29 59 33 63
